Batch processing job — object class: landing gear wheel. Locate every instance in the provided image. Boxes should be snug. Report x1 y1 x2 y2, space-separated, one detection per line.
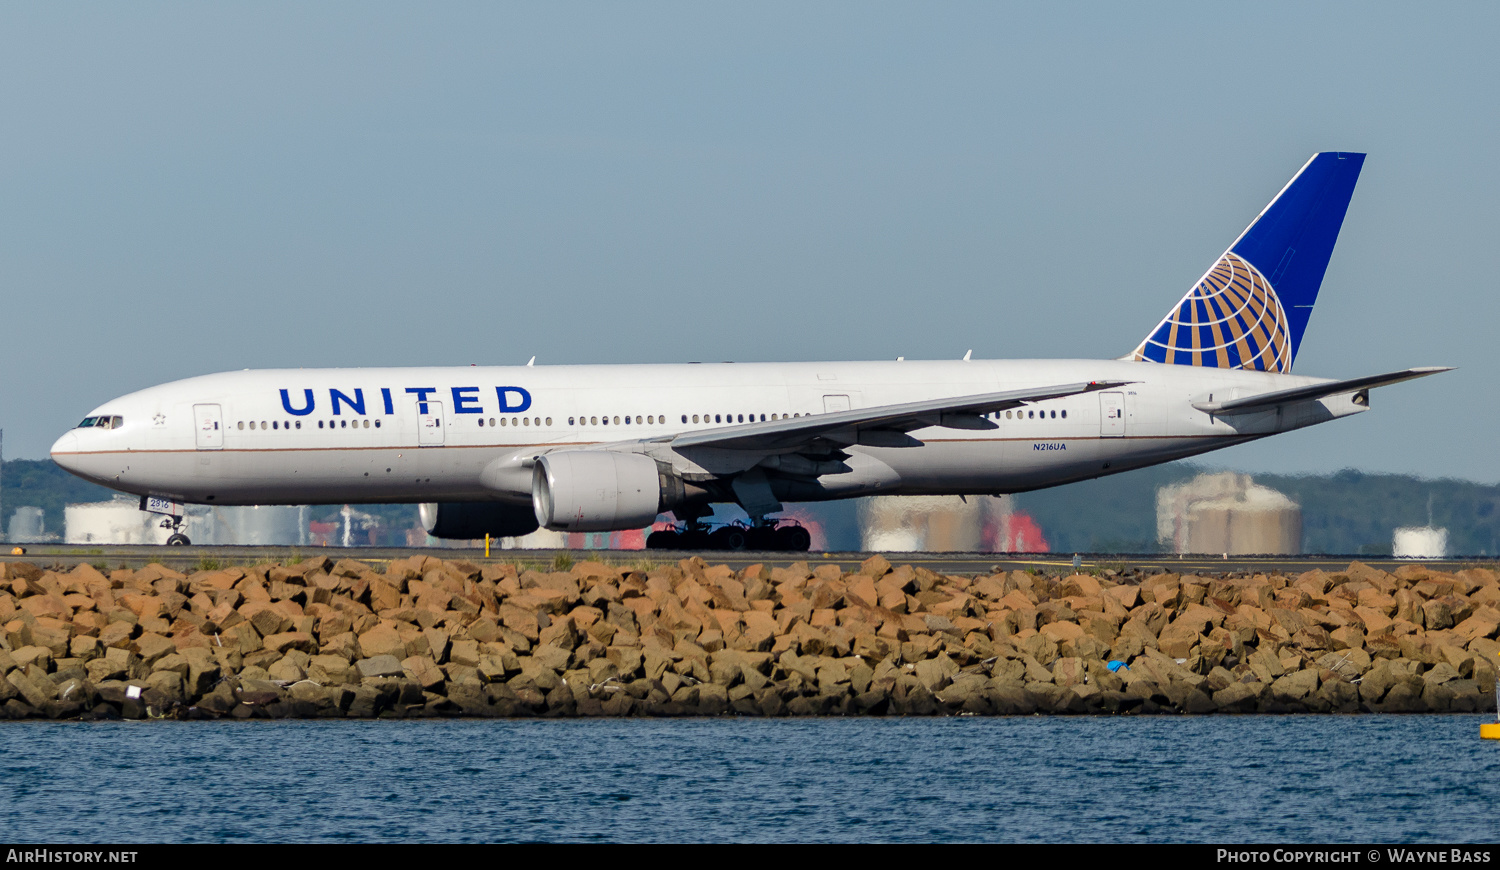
709 527 749 551
166 533 191 546
774 525 811 552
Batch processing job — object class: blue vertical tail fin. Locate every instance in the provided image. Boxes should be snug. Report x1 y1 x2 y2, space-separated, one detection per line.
1129 152 1365 372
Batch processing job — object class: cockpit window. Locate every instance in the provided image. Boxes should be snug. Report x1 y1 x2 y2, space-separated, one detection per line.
75 416 123 430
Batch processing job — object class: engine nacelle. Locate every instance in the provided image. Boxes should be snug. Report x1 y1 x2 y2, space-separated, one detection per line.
420 502 540 540
532 450 663 532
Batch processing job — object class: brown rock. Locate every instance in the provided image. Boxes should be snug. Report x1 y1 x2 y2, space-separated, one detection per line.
6 670 51 709
1454 614 1499 644
263 631 316 655
1213 681 1262 712
1156 623 1201 660
307 654 356 685
1270 668 1319 702
1051 656 1086 687
401 655 446 691
1059 574 1102 598
241 602 293 638
499 604 541 642
449 639 481 667
131 632 175 666
357 624 408 660
1104 585 1140 610
98 621 134 650
266 657 306 682
1039 621 1085 644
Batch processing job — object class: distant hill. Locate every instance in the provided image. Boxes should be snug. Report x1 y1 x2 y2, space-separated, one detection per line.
1011 462 1500 556
3 459 116 538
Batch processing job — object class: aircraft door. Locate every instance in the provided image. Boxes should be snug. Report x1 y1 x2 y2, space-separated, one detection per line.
419 401 445 446
193 404 224 449
1099 392 1125 437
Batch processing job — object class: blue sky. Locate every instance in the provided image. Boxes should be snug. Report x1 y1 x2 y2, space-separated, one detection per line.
2 3 1495 479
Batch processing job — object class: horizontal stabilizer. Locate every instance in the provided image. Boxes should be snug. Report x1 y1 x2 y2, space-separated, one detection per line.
1192 367 1453 415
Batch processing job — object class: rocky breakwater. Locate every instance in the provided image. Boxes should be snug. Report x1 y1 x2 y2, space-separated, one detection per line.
1 555 1498 719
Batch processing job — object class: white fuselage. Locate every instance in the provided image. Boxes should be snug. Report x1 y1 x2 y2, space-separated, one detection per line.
49 358 1363 509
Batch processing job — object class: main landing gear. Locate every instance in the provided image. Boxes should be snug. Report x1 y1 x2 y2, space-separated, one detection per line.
646 519 811 552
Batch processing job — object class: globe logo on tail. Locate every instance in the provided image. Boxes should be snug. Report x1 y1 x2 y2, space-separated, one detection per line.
1131 251 1293 372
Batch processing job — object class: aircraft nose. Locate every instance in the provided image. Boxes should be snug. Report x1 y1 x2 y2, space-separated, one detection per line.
50 432 80 470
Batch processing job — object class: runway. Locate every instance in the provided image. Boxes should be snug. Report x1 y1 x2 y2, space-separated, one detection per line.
6 544 1495 575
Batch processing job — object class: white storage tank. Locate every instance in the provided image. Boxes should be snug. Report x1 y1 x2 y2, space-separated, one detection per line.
8 506 48 543
209 505 305 546
1393 526 1448 559
66 497 177 545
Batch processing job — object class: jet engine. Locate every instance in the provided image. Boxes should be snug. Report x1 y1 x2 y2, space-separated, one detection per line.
531 451 668 532
420 501 540 540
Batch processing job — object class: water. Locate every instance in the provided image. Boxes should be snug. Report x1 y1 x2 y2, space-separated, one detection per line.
2 716 1498 842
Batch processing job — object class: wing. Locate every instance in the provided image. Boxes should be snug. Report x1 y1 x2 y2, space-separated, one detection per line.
1191 367 1453 415
649 379 1134 451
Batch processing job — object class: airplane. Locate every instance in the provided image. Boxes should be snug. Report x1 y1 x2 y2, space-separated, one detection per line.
50 151 1449 550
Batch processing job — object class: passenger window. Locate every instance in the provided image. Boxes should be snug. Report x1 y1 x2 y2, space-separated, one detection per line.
523 417 530 426
624 416 631 425
501 418 508 426
1061 410 1067 419
545 418 552 426
374 420 381 428
478 418 485 427
341 420 347 428
714 414 721 423
238 422 245 430
692 415 699 423
295 421 302 429
273 421 279 430
364 419 370 428
635 416 642 424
